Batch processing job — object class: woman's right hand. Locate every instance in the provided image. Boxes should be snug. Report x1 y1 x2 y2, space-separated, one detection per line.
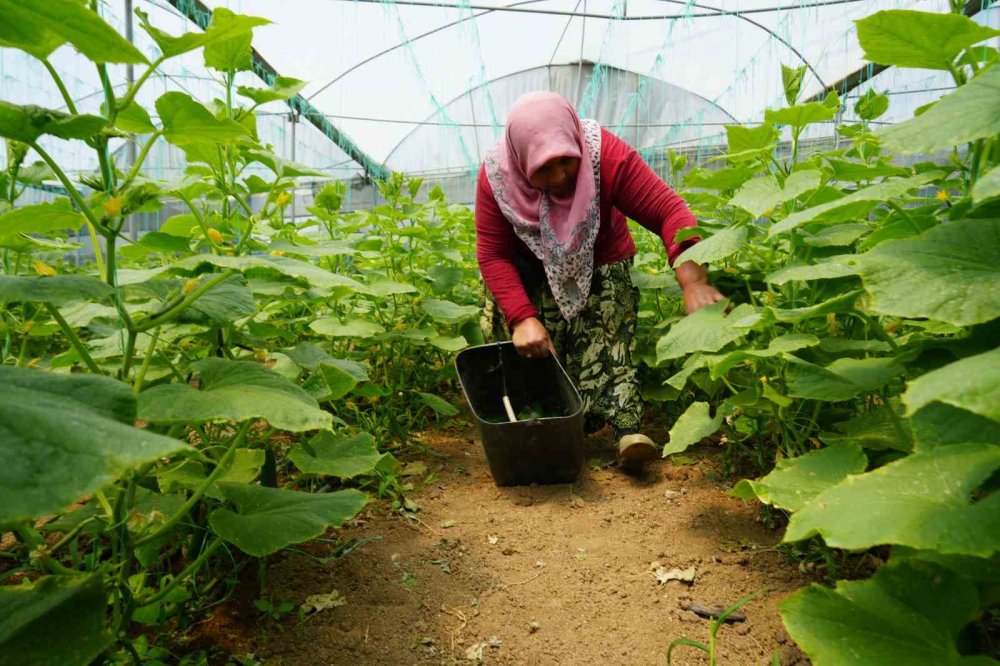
512 317 556 359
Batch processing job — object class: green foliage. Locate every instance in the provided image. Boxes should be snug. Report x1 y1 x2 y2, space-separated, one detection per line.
781 560 993 666
642 9 1000 664
0 575 113 666
0 6 468 660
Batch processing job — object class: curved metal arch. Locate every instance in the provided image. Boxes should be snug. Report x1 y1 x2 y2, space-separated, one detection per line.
307 0 840 102
381 62 740 165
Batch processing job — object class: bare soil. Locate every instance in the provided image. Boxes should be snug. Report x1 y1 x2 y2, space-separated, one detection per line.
197 426 810 666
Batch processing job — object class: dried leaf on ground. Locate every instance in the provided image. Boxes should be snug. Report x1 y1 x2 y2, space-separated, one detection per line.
300 589 346 614
651 562 696 585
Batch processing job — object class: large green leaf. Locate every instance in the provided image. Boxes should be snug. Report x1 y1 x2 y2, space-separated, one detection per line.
0 275 111 305
203 8 259 72
0 0 146 63
781 560 991 666
903 347 1000 423
765 103 836 129
768 172 941 237
310 317 385 338
655 302 757 362
238 77 307 105
683 165 756 191
419 392 460 417
137 7 269 60
703 334 820 379
366 278 419 297
910 403 1000 453
137 358 332 432
0 200 86 243
175 274 256 326
289 431 381 479
856 10 1000 70
315 363 360 401
785 443 1000 556
973 164 1000 203
878 66 1000 154
785 356 903 402
156 92 250 147
673 225 747 266
0 101 106 143
732 443 867 512
663 402 722 456
181 254 365 292
0 366 188 524
730 169 821 217
821 405 913 452
157 449 264 500
209 483 368 557
725 123 779 161
281 344 370 381
765 259 857 285
0 575 112 666
852 217 999 326
422 298 480 322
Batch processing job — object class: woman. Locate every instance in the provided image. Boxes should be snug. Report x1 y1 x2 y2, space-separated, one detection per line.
476 92 724 471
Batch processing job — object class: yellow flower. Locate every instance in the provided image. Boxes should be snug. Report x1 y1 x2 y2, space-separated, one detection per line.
254 348 268 363
103 195 123 217
759 375 769 384
183 277 200 294
32 260 57 276
935 189 949 202
394 321 406 331
276 192 292 207
649 268 659 276
345 401 357 411
270 250 285 257
884 321 901 334
207 228 223 244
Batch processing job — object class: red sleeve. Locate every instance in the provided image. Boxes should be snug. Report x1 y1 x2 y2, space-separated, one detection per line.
475 166 538 329
603 129 698 266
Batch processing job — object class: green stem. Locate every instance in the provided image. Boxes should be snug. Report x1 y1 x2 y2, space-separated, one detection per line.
133 327 161 394
135 272 231 332
29 142 107 280
121 329 138 382
44 303 101 374
42 59 78 114
120 131 163 189
133 422 251 547
134 538 223 608
115 56 166 120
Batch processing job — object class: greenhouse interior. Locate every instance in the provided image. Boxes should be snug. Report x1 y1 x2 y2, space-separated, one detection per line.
1 0 998 664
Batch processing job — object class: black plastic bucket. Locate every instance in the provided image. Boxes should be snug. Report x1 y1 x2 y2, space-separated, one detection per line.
455 341 584 486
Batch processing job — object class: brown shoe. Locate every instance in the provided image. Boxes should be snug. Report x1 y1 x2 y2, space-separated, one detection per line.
617 433 658 472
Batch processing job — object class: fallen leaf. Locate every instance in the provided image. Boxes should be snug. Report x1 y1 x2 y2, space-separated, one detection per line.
488 636 502 648
528 620 541 633
653 565 696 585
570 496 587 508
400 461 428 477
441 519 456 529
300 589 346 614
574 548 588 561
488 534 499 545
465 642 486 661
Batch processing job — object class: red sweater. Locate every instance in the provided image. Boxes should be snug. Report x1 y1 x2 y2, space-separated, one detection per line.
476 127 697 328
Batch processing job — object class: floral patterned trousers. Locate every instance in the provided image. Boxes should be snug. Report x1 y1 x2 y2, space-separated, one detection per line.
480 259 642 434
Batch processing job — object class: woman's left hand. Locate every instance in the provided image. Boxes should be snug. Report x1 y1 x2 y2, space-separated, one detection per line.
674 260 725 314
682 281 726 315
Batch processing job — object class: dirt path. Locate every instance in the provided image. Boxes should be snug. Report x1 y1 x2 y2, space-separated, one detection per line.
203 427 810 666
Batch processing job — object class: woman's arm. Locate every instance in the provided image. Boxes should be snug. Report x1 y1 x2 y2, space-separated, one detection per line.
605 130 724 313
475 168 556 356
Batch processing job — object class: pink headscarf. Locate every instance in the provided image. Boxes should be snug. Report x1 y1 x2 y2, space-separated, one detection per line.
484 92 602 319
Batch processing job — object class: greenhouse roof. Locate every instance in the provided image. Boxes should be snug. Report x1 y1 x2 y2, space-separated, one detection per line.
2 0 997 179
